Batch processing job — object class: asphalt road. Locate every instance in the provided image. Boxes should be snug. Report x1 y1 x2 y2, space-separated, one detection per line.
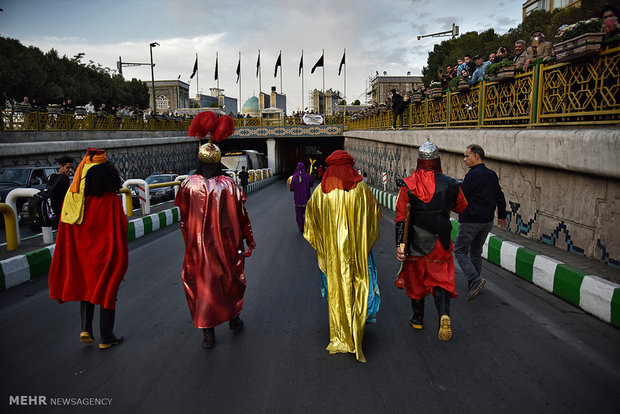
1 181 619 413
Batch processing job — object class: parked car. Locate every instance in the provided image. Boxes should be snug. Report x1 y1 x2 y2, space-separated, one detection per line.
0 165 58 226
131 173 179 207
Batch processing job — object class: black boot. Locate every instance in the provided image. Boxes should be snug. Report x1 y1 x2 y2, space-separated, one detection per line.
433 287 452 341
99 307 123 349
229 315 244 332
203 328 215 349
409 299 425 330
80 301 95 344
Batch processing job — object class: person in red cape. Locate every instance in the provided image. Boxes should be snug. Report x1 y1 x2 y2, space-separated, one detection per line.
175 112 256 349
48 148 128 349
395 141 467 341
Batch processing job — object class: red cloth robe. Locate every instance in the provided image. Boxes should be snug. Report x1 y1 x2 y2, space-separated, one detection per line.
395 170 467 300
49 192 129 309
175 175 254 329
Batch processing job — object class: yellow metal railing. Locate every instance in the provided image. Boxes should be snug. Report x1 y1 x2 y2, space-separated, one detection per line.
0 112 192 132
347 44 620 130
0 203 18 251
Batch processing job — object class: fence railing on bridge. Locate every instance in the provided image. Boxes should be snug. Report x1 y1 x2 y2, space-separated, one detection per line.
347 44 620 130
0 109 346 133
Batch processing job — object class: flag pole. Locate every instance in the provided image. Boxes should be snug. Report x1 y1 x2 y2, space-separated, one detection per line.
344 48 347 118
301 49 304 114
322 48 325 115
216 52 219 108
258 49 262 120
238 51 241 115
196 52 199 98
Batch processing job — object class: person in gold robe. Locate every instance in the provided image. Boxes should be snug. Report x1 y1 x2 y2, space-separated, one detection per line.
303 150 381 363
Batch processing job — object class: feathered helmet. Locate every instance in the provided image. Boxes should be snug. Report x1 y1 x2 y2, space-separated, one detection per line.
188 111 235 163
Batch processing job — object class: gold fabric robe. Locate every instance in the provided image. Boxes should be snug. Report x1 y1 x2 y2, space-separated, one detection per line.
303 181 381 362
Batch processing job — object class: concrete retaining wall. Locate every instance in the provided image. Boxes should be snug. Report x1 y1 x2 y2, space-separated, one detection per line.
345 128 620 269
0 135 196 180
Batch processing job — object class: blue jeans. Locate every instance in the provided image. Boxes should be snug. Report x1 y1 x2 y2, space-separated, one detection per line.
454 221 493 289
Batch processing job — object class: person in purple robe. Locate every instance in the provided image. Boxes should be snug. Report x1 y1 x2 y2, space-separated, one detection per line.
289 162 314 233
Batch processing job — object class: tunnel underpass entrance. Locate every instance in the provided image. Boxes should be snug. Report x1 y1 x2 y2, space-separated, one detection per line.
277 137 344 177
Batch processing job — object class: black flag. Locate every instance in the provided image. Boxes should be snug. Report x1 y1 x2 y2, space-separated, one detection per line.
190 56 198 79
338 51 345 76
214 55 218 81
274 52 281 78
236 57 241 84
299 53 303 76
311 53 323 74
256 51 261 78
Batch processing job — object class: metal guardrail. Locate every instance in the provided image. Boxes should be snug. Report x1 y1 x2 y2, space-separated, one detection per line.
0 110 347 132
0 203 18 251
347 44 620 130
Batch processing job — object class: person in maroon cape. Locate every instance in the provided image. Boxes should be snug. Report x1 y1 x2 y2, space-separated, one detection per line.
175 112 256 349
49 148 128 349
289 161 314 233
395 141 467 341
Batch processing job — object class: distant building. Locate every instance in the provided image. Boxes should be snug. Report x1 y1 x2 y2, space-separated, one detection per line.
369 75 423 104
241 87 286 117
189 88 238 117
310 89 342 116
241 96 260 117
147 80 190 114
522 0 581 20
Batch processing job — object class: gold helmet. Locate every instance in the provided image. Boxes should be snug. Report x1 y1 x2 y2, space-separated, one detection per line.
198 142 221 163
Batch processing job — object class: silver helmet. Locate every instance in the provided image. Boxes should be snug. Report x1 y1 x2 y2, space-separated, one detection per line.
418 141 439 160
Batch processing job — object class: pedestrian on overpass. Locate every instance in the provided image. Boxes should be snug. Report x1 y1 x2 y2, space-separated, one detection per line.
48 148 128 349
289 161 314 233
238 166 249 194
454 144 507 301
395 142 467 340
176 113 256 349
304 150 381 363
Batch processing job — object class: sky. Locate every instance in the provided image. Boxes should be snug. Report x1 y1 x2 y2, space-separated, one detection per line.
0 0 523 113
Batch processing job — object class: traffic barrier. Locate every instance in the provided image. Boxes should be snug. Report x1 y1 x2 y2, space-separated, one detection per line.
0 203 18 251
368 185 620 328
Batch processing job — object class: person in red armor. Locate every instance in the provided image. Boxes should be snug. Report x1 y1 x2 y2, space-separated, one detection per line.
175 112 256 349
395 141 467 340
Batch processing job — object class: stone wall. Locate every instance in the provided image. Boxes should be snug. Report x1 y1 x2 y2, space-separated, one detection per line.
344 128 620 269
0 134 197 180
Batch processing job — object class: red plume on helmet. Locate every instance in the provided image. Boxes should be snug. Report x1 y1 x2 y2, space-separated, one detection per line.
188 111 218 144
211 115 235 143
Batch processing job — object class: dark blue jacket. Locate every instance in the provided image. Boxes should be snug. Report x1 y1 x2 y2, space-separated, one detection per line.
459 163 507 223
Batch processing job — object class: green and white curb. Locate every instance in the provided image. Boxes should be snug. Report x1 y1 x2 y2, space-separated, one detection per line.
0 207 181 291
369 186 397 211
370 186 620 328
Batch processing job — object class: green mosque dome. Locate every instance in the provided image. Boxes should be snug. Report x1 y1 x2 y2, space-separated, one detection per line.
242 96 259 114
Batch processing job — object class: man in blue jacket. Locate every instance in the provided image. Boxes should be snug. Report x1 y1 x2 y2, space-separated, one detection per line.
454 144 507 300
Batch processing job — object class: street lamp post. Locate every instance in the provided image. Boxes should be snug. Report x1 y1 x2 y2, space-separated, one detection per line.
149 42 159 115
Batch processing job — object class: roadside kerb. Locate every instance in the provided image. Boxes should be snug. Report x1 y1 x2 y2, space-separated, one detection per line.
370 185 620 328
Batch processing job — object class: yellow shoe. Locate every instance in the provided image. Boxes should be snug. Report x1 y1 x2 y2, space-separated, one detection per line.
438 315 452 340
409 319 423 330
99 336 124 349
80 331 94 344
